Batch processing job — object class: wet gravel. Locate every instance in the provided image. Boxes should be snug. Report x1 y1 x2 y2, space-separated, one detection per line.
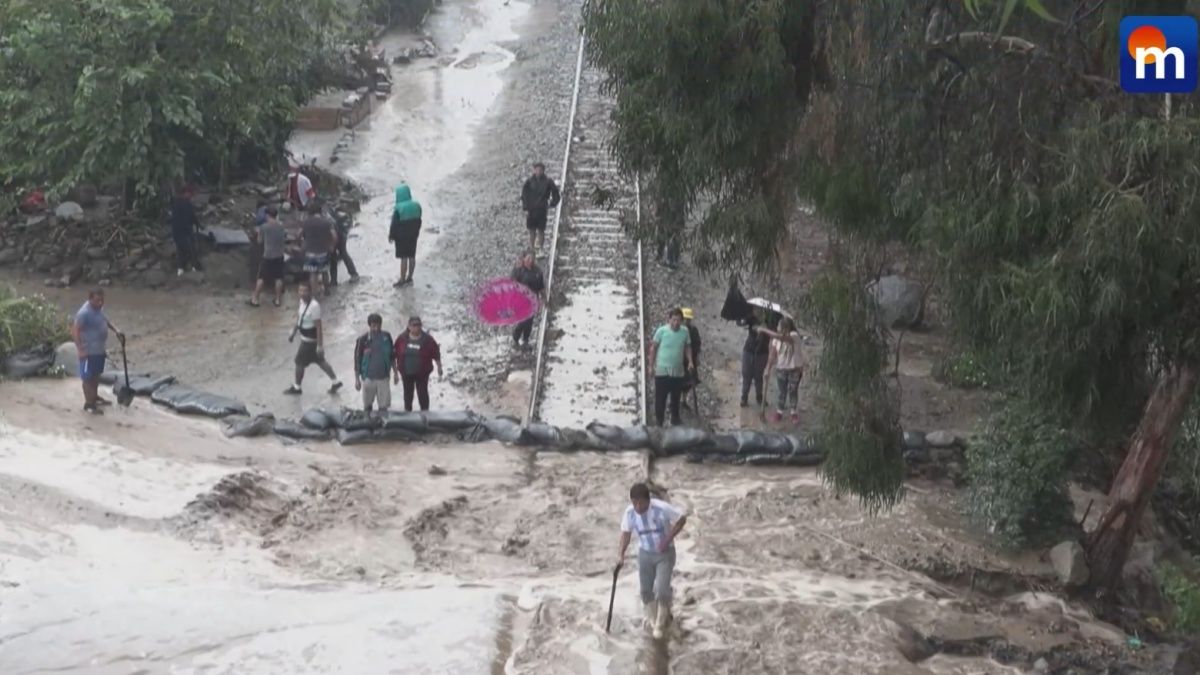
419 0 582 413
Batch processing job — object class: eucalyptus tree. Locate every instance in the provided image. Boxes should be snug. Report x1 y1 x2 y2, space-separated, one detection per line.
586 0 1200 587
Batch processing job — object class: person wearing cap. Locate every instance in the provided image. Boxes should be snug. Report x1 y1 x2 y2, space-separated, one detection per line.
394 316 443 411
679 307 702 408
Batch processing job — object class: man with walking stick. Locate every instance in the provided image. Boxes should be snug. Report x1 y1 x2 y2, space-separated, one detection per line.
614 482 688 639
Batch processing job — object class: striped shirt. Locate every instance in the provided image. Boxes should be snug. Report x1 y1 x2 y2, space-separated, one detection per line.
621 498 685 552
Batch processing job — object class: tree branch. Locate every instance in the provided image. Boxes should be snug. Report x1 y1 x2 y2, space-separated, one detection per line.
929 31 1038 53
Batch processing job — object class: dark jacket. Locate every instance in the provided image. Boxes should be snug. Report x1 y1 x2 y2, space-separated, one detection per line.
521 175 560 213
389 211 422 240
393 330 441 378
354 330 394 380
687 324 702 362
738 317 771 355
169 196 199 238
512 264 546 293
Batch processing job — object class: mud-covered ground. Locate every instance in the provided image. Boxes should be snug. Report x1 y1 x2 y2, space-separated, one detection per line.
2 0 578 421
0 380 1174 673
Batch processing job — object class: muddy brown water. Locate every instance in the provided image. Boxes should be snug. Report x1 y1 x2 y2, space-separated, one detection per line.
0 380 1150 674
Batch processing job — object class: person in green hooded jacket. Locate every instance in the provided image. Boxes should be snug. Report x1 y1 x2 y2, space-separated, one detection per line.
388 184 422 288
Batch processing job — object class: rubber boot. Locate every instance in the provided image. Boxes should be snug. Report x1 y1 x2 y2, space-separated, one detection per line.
642 600 658 631
653 600 671 639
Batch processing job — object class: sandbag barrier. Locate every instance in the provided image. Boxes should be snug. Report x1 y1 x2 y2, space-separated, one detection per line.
46 369 823 467
278 409 824 466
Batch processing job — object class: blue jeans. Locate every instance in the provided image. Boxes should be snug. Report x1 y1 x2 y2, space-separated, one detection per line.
776 368 802 411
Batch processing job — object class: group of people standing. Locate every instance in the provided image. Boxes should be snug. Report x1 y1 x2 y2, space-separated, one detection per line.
283 282 443 413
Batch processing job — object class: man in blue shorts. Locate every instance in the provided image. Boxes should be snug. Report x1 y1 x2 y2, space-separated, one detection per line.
72 289 124 414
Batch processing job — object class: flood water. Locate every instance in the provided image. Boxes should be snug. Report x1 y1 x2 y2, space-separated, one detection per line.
0 381 1135 674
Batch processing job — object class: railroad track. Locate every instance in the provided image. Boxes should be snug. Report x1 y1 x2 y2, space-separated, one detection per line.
526 35 647 428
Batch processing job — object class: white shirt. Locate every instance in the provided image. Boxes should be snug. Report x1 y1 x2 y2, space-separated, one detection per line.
295 173 314 207
773 332 804 371
621 498 685 552
297 299 322 343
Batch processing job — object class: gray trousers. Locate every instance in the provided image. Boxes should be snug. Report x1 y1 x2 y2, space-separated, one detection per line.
637 547 676 604
362 378 391 412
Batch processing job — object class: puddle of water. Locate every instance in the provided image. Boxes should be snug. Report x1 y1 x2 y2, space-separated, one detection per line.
0 524 505 674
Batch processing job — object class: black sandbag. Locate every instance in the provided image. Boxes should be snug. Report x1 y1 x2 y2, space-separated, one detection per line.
758 432 795 455
556 427 591 452
374 427 421 443
337 427 421 445
337 428 375 446
274 420 333 441
730 430 768 454
382 411 428 434
338 408 380 432
741 452 824 467
586 422 650 450
223 413 276 438
709 434 740 454
483 416 530 445
3 347 55 378
655 426 715 456
458 422 492 443
150 384 249 418
300 408 335 430
120 373 176 395
423 410 480 432
578 431 617 452
524 422 562 447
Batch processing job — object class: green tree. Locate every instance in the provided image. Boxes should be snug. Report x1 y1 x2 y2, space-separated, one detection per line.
588 0 1200 588
0 0 341 208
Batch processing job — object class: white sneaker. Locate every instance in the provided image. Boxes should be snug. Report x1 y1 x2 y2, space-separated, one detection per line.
177 268 184 277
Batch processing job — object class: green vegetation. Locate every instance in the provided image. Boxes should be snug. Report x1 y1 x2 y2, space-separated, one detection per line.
1160 562 1200 634
586 0 1200 587
0 287 68 359
360 0 438 27
0 0 345 210
966 403 1079 549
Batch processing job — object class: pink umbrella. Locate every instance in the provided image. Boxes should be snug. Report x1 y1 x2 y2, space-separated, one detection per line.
475 278 540 325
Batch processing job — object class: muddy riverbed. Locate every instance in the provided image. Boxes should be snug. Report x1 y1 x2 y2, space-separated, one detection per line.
0 380 1169 674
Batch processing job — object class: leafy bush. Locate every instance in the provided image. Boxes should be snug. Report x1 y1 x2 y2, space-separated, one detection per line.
0 287 69 359
1161 562 1200 634
966 402 1079 549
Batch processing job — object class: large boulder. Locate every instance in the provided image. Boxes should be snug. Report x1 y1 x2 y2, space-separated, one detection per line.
1049 540 1089 588
54 201 84 222
54 341 79 376
0 247 20 265
868 275 925 329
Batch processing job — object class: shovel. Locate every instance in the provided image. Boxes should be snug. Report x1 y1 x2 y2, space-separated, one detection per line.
115 334 134 407
605 562 622 633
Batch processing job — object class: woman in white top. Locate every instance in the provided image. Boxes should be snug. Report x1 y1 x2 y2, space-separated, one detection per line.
758 318 804 423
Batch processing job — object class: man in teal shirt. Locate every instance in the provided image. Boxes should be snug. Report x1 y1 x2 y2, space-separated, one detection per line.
648 307 694 426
